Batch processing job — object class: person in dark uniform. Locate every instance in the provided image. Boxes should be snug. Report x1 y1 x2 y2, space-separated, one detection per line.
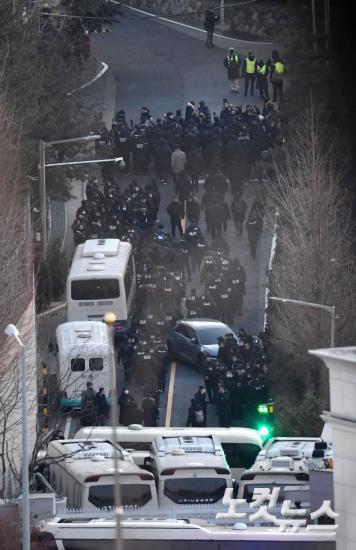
204 7 219 48
142 394 159 426
194 386 208 426
186 399 205 427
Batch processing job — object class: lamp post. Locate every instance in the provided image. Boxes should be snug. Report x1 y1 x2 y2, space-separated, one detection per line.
4 324 30 550
39 135 100 260
269 296 336 347
103 312 123 550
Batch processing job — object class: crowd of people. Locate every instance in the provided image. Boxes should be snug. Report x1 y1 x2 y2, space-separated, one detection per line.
67 96 284 429
184 331 269 429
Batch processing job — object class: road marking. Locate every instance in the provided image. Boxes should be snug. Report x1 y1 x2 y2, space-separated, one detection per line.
64 416 72 439
123 4 273 45
67 62 109 95
165 361 176 427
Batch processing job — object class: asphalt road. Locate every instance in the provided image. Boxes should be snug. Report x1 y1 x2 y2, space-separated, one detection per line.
41 13 275 436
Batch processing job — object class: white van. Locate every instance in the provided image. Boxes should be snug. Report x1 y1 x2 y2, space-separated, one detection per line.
144 434 232 507
66 238 135 334
74 425 263 480
237 437 333 505
55 321 115 409
45 439 158 511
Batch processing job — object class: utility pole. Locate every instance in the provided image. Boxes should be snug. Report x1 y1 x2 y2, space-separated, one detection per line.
324 0 330 50
38 140 47 259
311 0 317 52
220 0 225 28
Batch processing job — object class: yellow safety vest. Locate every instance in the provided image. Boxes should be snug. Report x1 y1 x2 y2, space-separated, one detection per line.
274 61 285 75
257 64 267 75
245 58 256 74
226 53 239 64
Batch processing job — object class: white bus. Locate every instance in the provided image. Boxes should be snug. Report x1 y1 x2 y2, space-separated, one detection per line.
66 239 135 334
237 437 333 505
55 321 115 409
45 439 157 511
145 434 232 508
41 518 336 550
74 426 263 480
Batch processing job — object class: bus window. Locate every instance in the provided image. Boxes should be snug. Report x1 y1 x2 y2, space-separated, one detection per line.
88 484 152 509
71 358 85 372
89 358 104 371
222 443 261 470
124 255 134 297
88 485 114 508
71 279 120 301
119 442 152 452
121 484 152 508
164 478 227 505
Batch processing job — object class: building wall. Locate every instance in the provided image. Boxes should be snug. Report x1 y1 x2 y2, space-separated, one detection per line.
310 348 356 550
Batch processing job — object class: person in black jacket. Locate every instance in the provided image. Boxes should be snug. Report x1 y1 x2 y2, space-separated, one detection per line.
166 198 184 238
194 386 208 426
204 8 219 48
95 388 110 426
186 399 205 427
142 395 159 426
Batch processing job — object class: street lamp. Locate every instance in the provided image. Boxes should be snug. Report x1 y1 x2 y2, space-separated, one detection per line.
38 134 123 259
269 296 336 347
103 312 123 550
4 324 30 550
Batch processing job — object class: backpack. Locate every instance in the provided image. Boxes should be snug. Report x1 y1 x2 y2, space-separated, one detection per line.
194 408 204 425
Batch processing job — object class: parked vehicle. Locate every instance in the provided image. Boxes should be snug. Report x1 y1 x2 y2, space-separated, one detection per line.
45 439 157 511
167 319 239 368
66 238 135 335
237 437 333 505
144 434 232 507
55 321 115 409
74 425 263 480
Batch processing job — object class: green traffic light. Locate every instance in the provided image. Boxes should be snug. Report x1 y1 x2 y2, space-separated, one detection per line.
258 425 270 438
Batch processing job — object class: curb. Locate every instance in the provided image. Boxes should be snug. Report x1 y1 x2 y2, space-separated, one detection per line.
68 61 109 96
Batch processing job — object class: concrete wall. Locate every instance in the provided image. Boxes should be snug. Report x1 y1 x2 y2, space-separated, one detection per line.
310 347 356 550
126 0 289 40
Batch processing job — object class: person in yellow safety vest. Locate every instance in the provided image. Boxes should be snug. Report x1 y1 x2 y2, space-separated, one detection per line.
242 51 257 97
223 47 240 93
269 50 285 103
256 59 269 101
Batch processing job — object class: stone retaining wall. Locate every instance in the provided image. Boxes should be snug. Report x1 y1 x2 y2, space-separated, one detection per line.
126 0 290 40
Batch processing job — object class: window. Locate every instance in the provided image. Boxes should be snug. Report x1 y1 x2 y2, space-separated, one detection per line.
119 441 151 451
71 358 85 372
88 485 114 508
89 357 104 371
242 482 300 503
71 279 120 301
185 326 197 340
222 443 261 470
121 484 152 508
175 324 189 338
88 484 151 509
164 478 227 505
198 326 229 346
124 254 134 298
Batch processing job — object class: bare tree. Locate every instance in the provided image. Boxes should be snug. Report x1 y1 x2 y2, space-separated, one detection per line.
0 92 37 496
267 108 356 394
